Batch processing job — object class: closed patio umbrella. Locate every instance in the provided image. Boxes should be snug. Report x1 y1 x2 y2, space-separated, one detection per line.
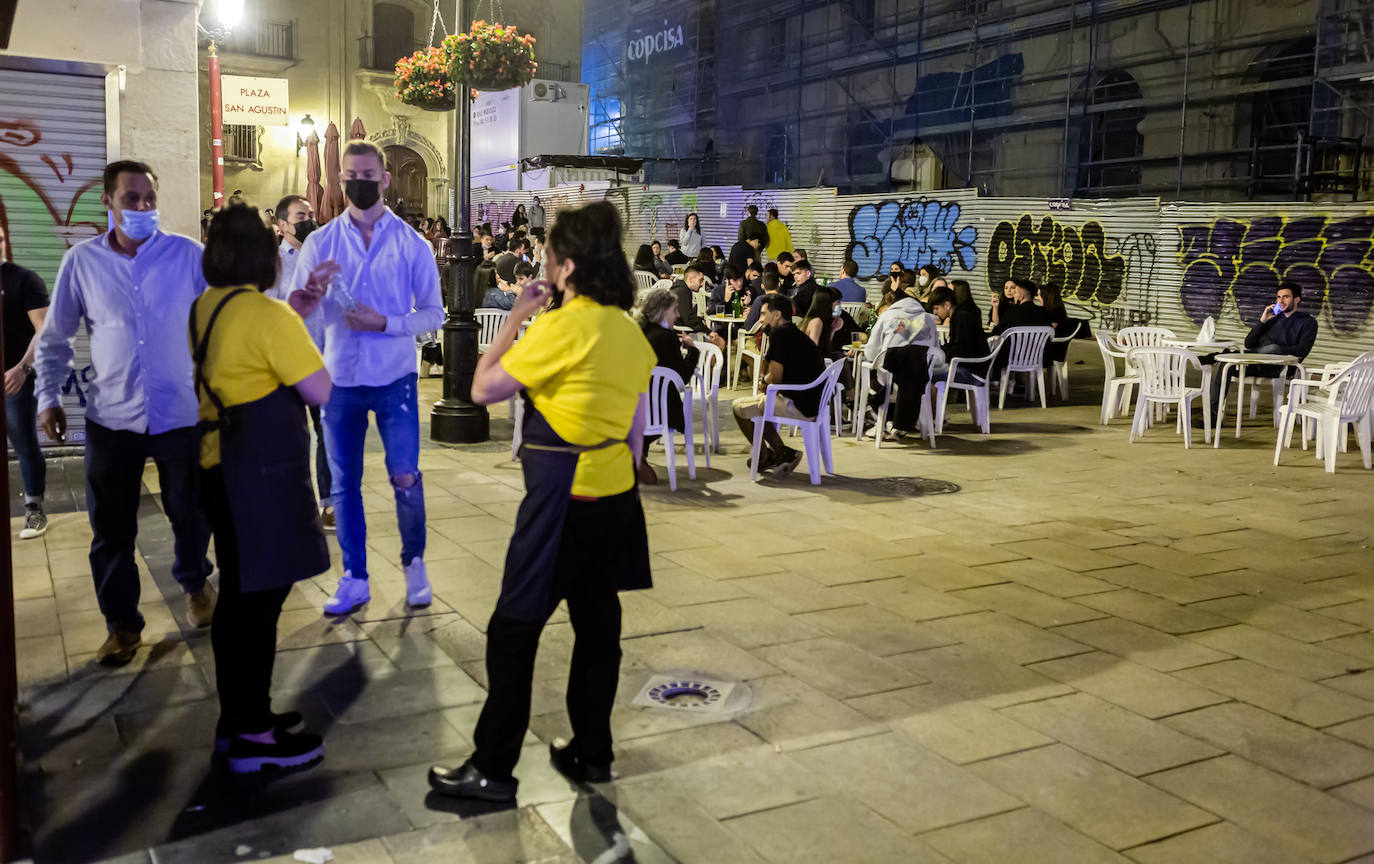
320 122 345 223
304 129 324 217
349 117 366 140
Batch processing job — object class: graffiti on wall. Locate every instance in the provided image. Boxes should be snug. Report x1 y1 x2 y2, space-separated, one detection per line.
846 198 978 279
1177 214 1374 334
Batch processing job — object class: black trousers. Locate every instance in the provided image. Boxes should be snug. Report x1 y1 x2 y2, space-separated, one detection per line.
881 345 931 431
309 404 332 505
84 420 212 633
471 498 624 781
202 466 292 736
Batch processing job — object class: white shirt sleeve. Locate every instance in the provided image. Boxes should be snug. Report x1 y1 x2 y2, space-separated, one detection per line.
383 237 445 337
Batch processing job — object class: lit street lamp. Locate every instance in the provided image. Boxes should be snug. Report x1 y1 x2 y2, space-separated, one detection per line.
200 0 244 208
430 0 489 444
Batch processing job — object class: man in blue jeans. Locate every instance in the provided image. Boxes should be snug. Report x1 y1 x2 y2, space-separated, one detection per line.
287 140 443 615
1 222 51 540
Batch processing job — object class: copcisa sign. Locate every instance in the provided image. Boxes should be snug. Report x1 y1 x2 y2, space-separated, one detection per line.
626 19 686 64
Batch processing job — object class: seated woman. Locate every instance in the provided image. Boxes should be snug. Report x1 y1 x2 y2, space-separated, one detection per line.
193 205 334 774
632 244 659 280
694 248 718 282
635 287 700 485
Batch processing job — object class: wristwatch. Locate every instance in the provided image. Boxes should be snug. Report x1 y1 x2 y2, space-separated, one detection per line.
19 362 34 377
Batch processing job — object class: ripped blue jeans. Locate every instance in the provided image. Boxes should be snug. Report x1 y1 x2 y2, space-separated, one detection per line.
322 372 425 578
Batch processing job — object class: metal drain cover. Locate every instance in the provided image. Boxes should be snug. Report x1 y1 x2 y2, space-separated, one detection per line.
631 674 740 714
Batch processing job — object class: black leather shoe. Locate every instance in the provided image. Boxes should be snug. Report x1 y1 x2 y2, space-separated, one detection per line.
428 760 517 802
549 740 612 784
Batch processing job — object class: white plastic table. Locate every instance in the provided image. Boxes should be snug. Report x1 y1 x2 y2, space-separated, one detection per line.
707 314 747 353
1162 338 1239 352
1213 352 1303 447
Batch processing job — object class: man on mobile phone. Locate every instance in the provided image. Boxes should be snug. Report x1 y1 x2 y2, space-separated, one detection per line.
287 140 444 616
1205 281 1317 426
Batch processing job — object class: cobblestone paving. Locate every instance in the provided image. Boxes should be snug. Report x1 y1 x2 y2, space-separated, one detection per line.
11 352 1374 864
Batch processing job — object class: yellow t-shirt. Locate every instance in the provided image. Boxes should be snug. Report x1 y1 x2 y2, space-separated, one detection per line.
501 295 656 498
766 219 793 260
192 286 326 468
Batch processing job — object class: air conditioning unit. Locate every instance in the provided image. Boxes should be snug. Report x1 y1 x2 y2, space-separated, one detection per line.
530 81 565 102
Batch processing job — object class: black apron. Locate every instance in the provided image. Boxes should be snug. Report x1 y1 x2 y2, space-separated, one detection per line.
495 397 652 623
191 290 331 593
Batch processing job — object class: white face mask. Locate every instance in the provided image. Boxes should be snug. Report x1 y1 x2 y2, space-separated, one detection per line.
120 209 159 240
918 274 930 287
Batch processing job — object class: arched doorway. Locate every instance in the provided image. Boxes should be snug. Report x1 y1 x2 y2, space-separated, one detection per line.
1076 70 1144 197
385 145 427 218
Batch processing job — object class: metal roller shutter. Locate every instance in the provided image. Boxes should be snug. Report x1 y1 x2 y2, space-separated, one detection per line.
0 67 108 447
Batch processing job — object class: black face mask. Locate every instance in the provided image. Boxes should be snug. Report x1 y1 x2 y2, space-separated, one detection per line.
292 219 318 243
345 179 382 210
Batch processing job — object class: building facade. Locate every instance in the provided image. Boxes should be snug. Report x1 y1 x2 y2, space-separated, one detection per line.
199 0 583 218
584 0 1374 201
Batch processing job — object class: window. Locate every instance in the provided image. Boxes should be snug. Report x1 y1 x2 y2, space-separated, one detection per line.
224 124 261 166
1076 70 1144 196
1248 37 1319 186
371 3 417 71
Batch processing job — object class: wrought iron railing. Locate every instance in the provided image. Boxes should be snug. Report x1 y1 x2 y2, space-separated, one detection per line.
220 20 294 60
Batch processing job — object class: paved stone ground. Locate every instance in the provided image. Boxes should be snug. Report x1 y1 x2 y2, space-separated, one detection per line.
11 349 1374 864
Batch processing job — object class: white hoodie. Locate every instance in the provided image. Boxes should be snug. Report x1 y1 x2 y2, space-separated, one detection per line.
864 296 945 369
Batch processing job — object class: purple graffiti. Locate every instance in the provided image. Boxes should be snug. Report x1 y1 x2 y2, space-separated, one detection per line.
987 215 1127 306
1178 214 1374 334
846 198 977 279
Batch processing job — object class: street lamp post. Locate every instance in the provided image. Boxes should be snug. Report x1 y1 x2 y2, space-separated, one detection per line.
430 0 490 443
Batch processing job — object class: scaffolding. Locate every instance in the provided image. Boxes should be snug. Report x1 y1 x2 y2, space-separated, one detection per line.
582 0 1374 200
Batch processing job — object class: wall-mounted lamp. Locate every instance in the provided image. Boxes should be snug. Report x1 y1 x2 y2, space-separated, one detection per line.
295 114 316 157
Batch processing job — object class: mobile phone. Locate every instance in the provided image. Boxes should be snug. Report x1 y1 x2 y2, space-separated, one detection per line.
1271 301 1283 315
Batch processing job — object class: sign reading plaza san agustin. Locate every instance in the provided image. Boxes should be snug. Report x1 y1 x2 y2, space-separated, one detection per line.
220 75 290 126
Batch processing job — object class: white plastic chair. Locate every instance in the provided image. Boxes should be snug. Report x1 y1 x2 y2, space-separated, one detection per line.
934 342 1002 435
730 322 767 393
840 302 868 319
474 308 510 353
749 361 845 486
1115 326 1177 349
645 366 696 491
652 278 675 293
996 326 1055 410
694 341 725 457
1275 358 1374 472
693 289 708 317
857 349 936 449
1126 346 1211 449
1096 331 1138 425
634 271 658 295
1047 320 1084 401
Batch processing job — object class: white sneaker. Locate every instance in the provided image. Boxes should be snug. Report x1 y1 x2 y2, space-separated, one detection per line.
322 573 370 617
404 557 432 608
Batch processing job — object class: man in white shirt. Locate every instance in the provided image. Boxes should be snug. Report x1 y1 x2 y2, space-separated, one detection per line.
270 195 334 531
34 160 215 665
287 140 443 615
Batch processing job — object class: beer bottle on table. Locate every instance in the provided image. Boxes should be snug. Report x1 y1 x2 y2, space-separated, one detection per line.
732 295 743 317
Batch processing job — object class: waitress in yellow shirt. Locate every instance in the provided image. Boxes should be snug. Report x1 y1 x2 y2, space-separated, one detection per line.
192 205 333 774
429 200 656 802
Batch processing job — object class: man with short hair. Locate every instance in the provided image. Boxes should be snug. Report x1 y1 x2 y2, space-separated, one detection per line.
928 283 989 384
745 261 763 296
775 250 796 295
728 231 764 276
288 140 444 616
831 260 866 303
528 195 546 241
650 240 672 278
1 222 52 540
669 264 726 349
737 204 769 249
664 238 690 266
732 295 824 476
1207 281 1317 425
765 208 793 262
35 160 216 664
791 259 821 315
270 195 335 530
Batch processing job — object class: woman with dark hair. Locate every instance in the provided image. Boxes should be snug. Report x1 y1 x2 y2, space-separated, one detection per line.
990 278 1017 326
917 264 942 295
511 204 529 232
633 286 699 486
434 216 450 237
799 286 842 356
430 200 656 802
1040 282 1073 363
632 243 658 276
192 205 333 773
693 247 717 281
678 212 702 258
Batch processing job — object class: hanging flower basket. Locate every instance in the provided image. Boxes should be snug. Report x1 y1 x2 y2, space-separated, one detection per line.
394 46 456 111
443 19 537 95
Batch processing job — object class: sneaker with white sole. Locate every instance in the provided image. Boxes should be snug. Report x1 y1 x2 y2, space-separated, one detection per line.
227 729 324 774
322 573 370 616
404 557 432 608
19 504 47 540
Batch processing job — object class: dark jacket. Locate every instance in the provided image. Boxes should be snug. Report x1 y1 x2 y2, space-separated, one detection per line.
670 279 710 332
792 277 822 318
945 300 990 363
993 300 1053 335
665 249 690 265
744 292 794 329
728 240 760 277
1244 309 1318 360
642 322 699 431
737 216 769 247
